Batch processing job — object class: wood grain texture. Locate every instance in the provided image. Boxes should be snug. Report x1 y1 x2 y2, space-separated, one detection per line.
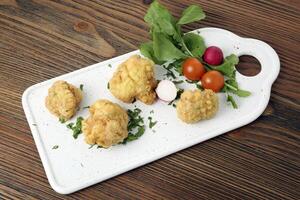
0 0 299 199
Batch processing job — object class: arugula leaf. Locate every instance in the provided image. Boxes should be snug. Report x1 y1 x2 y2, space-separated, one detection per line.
182 33 206 57
235 89 251 97
140 42 162 64
224 80 251 97
177 5 206 25
144 0 180 42
227 95 238 109
212 54 239 78
153 31 186 61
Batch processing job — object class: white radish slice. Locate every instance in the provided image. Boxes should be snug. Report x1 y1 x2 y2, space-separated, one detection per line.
156 80 178 102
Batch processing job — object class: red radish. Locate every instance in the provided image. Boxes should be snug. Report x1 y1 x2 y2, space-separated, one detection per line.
156 80 177 102
203 46 224 66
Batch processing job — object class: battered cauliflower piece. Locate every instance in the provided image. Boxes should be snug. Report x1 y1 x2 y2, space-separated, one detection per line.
109 55 157 105
176 89 219 124
45 80 82 121
82 100 128 148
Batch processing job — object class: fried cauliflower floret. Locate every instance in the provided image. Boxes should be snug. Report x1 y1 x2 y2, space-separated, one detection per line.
45 80 82 121
82 100 128 148
109 55 157 105
176 89 218 124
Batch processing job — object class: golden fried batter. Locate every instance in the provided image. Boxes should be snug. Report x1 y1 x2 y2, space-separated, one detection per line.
45 80 82 121
109 55 157 105
176 89 218 124
82 100 128 148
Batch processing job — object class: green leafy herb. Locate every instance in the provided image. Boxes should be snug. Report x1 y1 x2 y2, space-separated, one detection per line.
182 33 206 57
148 116 157 129
209 54 239 78
140 0 206 64
227 95 238 109
66 117 84 139
123 108 146 144
177 5 206 25
107 82 110 89
108 64 112 68
52 145 59 149
83 106 90 109
59 117 66 124
79 84 84 91
140 1 250 109
153 30 186 62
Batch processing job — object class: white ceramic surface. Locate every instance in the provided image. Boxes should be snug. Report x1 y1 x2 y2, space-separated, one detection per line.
22 28 280 194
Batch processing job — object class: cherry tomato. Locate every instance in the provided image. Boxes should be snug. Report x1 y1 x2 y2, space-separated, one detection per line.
182 58 206 81
201 70 224 92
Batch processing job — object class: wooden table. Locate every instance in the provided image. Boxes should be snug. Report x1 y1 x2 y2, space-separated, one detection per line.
1 0 299 199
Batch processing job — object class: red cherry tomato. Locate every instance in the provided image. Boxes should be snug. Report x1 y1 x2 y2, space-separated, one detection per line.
201 70 224 92
182 58 206 81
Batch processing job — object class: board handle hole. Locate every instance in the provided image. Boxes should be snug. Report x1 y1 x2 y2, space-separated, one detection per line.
236 55 261 76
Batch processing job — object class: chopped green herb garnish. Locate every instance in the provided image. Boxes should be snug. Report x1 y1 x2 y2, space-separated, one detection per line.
148 116 157 129
32 123 37 126
173 80 184 85
107 82 110 89
79 84 84 91
52 145 59 149
97 145 103 149
185 79 198 84
66 117 84 139
150 110 154 114
108 64 112 68
59 117 66 124
123 108 146 144
196 83 203 90
83 106 90 109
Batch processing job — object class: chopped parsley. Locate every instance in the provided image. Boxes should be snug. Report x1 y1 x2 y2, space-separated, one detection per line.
148 116 157 129
173 80 184 85
66 117 84 139
123 108 145 144
52 145 59 149
83 106 90 109
196 83 203 90
108 64 112 68
107 82 110 89
59 117 66 123
79 84 84 91
168 88 184 106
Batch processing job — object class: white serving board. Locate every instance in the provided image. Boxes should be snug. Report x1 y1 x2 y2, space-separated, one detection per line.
22 28 280 194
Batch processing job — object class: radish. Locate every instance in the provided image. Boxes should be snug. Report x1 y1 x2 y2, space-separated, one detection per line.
156 80 177 102
203 46 223 66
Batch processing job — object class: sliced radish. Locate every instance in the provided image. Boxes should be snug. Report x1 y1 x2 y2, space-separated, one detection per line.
156 80 177 102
